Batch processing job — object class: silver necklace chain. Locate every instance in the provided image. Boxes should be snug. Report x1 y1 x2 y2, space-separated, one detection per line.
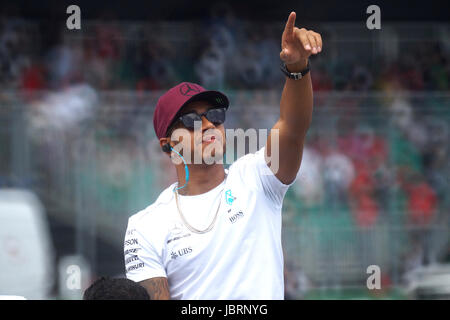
174 185 224 234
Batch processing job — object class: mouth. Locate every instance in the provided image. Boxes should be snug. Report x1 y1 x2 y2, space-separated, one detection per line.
202 135 216 144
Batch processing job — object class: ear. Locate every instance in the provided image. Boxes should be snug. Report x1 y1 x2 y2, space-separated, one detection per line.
159 138 172 155
159 137 169 149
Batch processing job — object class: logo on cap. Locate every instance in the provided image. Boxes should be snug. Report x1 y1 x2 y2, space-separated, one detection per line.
179 83 202 96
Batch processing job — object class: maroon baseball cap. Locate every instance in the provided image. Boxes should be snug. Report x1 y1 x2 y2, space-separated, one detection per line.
153 82 229 139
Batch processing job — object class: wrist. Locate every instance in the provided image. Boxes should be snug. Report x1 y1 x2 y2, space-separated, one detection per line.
286 58 308 73
281 59 310 80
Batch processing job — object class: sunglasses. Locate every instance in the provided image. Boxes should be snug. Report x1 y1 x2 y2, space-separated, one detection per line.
169 107 226 133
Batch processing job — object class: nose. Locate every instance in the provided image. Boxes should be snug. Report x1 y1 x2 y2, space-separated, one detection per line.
201 115 215 132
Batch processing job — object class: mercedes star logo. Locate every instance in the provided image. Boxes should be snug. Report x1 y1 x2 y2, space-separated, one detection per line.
179 83 201 96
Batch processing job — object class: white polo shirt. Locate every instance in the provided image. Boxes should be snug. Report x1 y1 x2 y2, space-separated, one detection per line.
124 147 296 299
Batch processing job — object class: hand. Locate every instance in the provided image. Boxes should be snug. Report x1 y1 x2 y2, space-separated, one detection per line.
280 12 322 70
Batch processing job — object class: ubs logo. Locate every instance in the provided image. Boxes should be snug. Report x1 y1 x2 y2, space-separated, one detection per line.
170 247 193 260
179 83 202 96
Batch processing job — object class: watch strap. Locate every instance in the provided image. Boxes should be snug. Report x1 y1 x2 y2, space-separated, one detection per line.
280 60 310 80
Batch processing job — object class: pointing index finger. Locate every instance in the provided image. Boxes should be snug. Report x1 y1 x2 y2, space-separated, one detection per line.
284 11 296 36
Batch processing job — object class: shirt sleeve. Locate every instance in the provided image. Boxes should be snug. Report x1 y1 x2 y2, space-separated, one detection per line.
124 217 167 282
232 146 300 208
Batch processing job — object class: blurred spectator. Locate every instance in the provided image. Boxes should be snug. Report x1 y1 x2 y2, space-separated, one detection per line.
339 125 387 170
20 62 46 98
349 165 379 227
0 18 32 88
402 173 439 266
45 40 84 90
348 65 373 92
322 149 355 206
195 45 226 89
147 41 179 89
397 53 424 91
423 43 449 90
311 63 333 92
232 32 266 88
28 84 98 134
405 175 437 226
292 147 324 206
284 258 311 300
390 97 413 132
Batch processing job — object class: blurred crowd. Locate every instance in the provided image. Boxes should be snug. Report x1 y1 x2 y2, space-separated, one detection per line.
292 99 449 230
284 92 449 291
0 7 449 95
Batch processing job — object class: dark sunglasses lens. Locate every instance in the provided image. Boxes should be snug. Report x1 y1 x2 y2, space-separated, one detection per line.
180 108 226 129
206 108 226 124
181 113 200 129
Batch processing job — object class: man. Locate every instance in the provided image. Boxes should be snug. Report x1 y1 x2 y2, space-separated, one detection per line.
124 12 322 299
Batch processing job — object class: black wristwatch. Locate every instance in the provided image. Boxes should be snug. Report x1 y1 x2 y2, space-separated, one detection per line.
280 60 310 80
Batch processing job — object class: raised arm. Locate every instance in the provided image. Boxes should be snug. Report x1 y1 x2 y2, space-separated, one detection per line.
139 277 170 300
266 12 322 184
